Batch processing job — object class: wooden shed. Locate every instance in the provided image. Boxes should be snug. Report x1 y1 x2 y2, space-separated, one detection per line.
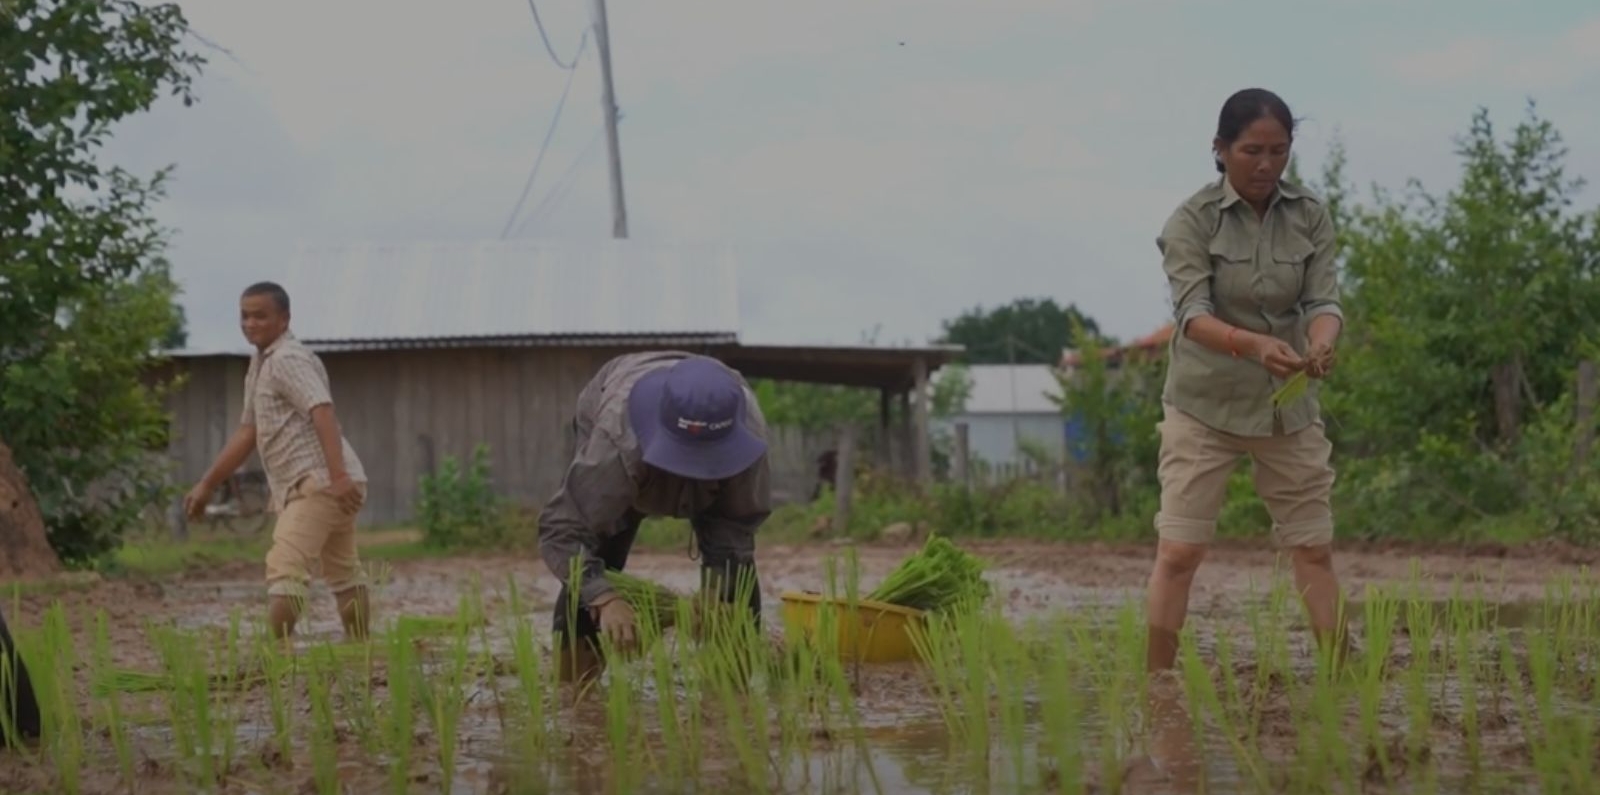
152 240 961 525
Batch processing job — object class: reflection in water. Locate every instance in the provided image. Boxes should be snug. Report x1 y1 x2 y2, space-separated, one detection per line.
478 698 1231 795
1121 673 1206 795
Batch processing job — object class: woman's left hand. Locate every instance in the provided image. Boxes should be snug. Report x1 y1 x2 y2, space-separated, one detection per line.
1306 342 1336 378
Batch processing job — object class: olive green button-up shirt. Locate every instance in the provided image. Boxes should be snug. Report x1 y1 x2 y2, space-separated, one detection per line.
1157 176 1344 438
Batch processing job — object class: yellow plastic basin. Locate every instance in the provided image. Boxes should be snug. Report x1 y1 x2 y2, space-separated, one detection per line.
779 590 926 664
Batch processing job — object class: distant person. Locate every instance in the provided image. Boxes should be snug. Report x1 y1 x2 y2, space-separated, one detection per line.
1145 88 1347 672
811 449 838 501
185 282 372 642
538 352 771 683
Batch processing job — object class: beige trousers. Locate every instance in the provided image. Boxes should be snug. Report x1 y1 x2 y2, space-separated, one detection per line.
264 475 367 598
1154 403 1336 548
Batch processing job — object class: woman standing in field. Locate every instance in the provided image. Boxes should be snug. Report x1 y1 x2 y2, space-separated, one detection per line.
1144 88 1347 672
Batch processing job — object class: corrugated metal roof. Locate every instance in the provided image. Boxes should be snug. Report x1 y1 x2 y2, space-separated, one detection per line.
264 239 742 343
300 332 738 352
959 364 1064 414
164 333 738 359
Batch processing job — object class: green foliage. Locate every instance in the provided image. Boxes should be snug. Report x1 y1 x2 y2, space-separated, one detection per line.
752 363 973 431
0 267 187 564
751 380 877 432
937 297 1103 364
163 304 188 350
415 444 513 550
0 0 204 564
822 100 1600 546
1049 317 1163 521
1310 101 1600 540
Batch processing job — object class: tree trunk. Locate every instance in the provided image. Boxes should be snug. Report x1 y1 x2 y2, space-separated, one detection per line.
1575 360 1598 477
0 435 63 580
1491 358 1523 448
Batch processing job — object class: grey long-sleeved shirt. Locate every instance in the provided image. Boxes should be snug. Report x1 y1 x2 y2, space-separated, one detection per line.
537 351 772 609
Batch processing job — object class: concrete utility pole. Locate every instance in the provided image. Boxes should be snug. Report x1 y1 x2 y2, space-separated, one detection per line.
591 0 628 239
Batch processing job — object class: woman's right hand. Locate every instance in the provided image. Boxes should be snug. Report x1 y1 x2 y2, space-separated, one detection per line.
1251 337 1306 379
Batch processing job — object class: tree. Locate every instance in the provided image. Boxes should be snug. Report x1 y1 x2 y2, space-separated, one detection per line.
1310 101 1600 535
937 297 1103 365
1050 317 1161 520
1 0 204 568
753 364 973 431
163 301 189 350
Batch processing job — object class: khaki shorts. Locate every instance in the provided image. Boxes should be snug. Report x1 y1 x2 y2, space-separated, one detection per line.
1154 403 1335 548
265 475 367 598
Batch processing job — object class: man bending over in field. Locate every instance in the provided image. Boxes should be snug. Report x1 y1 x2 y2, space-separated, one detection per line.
538 352 772 683
185 282 372 642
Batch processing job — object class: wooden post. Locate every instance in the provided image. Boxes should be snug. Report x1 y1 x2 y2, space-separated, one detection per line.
1575 360 1597 476
833 424 856 538
169 496 188 542
911 357 932 486
878 389 893 470
953 422 970 489
898 390 912 478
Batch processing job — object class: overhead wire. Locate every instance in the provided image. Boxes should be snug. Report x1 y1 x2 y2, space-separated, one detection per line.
512 124 608 238
500 28 591 238
525 0 583 71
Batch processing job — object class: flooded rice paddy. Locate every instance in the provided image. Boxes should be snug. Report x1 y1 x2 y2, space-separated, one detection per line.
2 538 1599 794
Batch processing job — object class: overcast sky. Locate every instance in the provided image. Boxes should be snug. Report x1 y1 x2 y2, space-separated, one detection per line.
104 0 1600 351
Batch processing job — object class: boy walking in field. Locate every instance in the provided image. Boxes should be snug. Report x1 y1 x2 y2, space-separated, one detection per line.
185 281 372 641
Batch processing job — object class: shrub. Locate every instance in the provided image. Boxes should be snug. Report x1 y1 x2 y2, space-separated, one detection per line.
414 444 512 549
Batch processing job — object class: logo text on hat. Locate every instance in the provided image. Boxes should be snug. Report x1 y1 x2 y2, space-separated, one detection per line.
677 417 734 436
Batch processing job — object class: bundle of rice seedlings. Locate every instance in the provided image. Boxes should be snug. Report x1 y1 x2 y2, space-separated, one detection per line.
603 570 690 629
1271 370 1310 408
91 668 172 697
866 535 991 613
395 613 482 638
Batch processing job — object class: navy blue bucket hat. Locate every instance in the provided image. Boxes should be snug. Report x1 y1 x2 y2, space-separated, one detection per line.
626 356 767 481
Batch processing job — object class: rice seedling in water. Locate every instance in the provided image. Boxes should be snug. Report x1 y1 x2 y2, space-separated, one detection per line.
307 665 340 795
1036 626 1086 795
1358 584 1400 782
256 628 297 762
12 553 1600 793
89 611 136 789
150 624 216 787
25 603 85 795
505 577 553 776
383 618 418 795
415 594 475 794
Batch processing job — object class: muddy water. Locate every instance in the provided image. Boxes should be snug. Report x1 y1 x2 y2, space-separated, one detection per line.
0 539 1595 794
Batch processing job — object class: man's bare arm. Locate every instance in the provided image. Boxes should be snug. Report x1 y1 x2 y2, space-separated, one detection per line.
309 404 349 480
199 424 257 490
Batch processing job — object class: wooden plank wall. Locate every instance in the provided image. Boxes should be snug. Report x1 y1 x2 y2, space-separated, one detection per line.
160 347 871 526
